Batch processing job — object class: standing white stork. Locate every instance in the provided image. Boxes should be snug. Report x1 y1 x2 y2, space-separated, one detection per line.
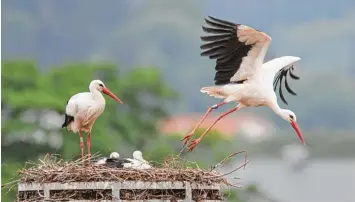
182 16 305 152
61 80 123 163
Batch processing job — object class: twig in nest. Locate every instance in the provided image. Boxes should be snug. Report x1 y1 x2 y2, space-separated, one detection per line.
208 160 250 179
211 150 248 172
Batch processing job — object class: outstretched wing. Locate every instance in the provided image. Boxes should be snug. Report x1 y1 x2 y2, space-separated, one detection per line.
200 16 271 85
273 65 300 105
260 56 301 105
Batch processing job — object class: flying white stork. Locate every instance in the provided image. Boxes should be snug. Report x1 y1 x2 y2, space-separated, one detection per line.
61 80 123 163
182 16 305 152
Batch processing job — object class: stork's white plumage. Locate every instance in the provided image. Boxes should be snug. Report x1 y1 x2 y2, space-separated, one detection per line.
95 152 121 165
182 16 305 152
61 80 123 164
126 150 152 169
95 151 152 169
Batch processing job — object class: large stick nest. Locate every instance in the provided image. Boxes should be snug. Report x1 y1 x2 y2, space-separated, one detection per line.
4 152 249 201
17 153 248 185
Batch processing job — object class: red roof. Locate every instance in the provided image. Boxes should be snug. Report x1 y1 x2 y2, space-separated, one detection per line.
158 112 270 137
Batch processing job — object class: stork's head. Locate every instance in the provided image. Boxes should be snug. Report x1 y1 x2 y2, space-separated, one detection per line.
133 150 144 161
89 80 123 104
89 80 105 91
280 109 305 145
109 152 120 159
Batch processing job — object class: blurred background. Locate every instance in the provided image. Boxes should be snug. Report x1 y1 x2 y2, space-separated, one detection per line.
2 0 355 201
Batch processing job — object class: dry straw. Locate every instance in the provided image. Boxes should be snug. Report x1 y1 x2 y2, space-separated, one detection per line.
3 151 248 201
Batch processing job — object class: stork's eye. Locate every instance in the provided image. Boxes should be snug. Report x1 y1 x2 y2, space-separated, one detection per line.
99 84 104 87
289 115 294 119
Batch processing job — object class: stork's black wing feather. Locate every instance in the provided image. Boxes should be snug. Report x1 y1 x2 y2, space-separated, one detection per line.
284 73 297 96
200 16 253 85
105 158 132 168
61 99 74 128
273 65 300 105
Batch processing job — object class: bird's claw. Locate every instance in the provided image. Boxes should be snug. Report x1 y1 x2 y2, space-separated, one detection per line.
187 138 201 152
181 132 194 146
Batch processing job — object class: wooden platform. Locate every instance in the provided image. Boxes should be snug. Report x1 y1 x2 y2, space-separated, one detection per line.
18 181 224 201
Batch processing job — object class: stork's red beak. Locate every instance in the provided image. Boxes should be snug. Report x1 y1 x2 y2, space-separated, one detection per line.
290 121 305 145
102 87 123 104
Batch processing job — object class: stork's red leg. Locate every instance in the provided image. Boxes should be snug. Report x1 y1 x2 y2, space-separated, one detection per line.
87 132 91 162
187 106 239 152
182 102 226 146
79 132 84 165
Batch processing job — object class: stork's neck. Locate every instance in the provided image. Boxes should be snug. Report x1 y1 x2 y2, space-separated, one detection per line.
269 101 284 118
90 88 105 101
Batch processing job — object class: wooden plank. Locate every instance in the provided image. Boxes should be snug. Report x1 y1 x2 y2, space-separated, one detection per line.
19 181 221 190
70 201 112 202
111 182 121 201
18 200 185 202
18 181 223 201
43 186 50 200
120 181 186 189
185 182 192 201
18 183 44 191
190 183 220 190
19 182 116 190
46 181 116 190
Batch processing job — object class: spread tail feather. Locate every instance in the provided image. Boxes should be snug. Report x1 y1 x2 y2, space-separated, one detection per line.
200 86 226 99
62 114 74 128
